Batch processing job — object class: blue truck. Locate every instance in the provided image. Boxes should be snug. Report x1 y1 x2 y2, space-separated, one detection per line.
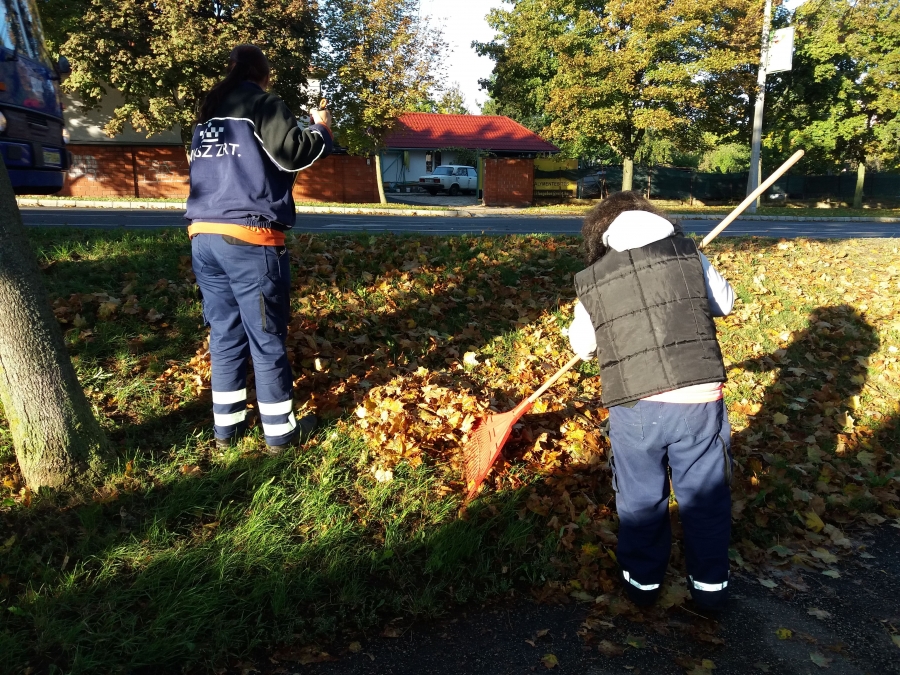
0 0 70 194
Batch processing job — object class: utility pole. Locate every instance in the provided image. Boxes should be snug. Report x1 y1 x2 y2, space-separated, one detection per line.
746 0 773 214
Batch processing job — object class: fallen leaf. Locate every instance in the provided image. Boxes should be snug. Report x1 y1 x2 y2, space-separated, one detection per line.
809 651 832 668
805 511 825 533
758 578 777 589
463 352 479 367
776 628 793 640
811 548 838 565
807 608 832 620
822 569 840 579
597 640 624 657
626 635 646 649
773 412 789 425
541 653 558 669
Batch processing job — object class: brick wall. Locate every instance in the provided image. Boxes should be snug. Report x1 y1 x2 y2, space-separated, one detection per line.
50 146 377 203
483 158 534 207
292 155 379 203
134 146 190 198
61 145 142 198
58 145 190 198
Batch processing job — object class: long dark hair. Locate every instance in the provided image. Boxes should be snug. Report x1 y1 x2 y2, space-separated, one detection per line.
581 191 679 265
197 45 270 123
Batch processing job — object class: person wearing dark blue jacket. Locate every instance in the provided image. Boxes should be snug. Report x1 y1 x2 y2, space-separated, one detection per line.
186 44 332 452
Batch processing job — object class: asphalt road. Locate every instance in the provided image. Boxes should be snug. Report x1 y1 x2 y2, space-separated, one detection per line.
233 526 900 675
19 208 900 239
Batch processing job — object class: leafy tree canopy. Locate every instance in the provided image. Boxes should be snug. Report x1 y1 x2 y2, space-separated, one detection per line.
45 0 318 145
316 0 445 154
475 0 761 164
765 0 900 173
413 83 471 115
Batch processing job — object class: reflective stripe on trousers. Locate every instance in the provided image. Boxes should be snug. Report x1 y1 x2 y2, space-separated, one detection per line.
690 575 729 592
259 399 297 439
212 388 248 430
622 570 660 591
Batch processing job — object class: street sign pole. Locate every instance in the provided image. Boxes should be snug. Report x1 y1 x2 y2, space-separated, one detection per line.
746 0 773 214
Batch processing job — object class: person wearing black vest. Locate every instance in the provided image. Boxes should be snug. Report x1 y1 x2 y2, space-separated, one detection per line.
567 192 735 613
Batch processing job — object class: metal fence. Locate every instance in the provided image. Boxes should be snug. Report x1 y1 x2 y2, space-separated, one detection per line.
580 165 900 203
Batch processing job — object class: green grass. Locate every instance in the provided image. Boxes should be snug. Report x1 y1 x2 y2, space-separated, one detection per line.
2 432 547 672
528 202 900 217
21 194 900 218
0 228 564 674
1 229 898 674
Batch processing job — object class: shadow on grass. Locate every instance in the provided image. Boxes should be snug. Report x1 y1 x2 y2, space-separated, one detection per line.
0 428 556 673
0 228 584 673
728 304 899 547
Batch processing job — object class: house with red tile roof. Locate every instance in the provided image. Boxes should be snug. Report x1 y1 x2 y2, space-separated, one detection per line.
380 112 559 187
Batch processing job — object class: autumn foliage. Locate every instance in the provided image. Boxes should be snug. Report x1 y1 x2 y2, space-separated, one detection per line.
163 233 899 571
1 230 898 670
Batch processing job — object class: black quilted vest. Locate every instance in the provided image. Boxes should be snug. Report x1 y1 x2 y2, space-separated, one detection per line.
574 234 726 407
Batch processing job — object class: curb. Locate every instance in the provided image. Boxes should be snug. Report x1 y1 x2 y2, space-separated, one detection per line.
17 198 188 210
15 198 900 223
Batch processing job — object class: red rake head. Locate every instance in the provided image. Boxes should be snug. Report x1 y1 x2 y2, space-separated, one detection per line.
463 399 533 500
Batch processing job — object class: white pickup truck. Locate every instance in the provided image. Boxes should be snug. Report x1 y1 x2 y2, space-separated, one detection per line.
418 165 478 196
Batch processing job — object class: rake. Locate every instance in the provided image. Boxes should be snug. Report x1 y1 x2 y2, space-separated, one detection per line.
462 149 805 500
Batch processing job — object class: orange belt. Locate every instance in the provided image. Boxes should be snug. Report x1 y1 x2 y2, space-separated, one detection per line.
187 222 286 246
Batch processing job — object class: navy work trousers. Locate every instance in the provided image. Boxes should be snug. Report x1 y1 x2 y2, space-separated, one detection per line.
609 399 732 608
191 234 297 446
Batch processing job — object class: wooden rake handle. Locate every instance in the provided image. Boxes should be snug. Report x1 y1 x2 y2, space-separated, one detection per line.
530 154 803 408
699 149 805 249
526 354 582 404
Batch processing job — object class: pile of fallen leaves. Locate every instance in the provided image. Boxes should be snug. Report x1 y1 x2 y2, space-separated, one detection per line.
5 233 898 645
148 234 900 599
155 236 900 567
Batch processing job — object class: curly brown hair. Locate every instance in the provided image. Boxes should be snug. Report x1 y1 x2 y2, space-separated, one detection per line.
581 191 679 265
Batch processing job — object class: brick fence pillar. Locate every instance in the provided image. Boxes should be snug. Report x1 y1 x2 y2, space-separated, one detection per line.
483 158 534 207
293 155 379 203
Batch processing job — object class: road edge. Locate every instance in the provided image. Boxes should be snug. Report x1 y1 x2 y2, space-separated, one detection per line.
15 198 900 223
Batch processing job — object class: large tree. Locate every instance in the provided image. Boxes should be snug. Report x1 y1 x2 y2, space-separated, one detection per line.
0 164 111 489
764 0 900 207
414 83 471 115
476 0 760 189
50 0 318 146
316 0 445 203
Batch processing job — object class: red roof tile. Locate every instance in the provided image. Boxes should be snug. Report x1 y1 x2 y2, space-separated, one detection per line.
384 113 559 153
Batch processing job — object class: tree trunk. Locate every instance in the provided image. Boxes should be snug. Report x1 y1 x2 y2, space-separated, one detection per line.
621 156 634 192
853 162 865 209
0 163 111 489
374 152 387 205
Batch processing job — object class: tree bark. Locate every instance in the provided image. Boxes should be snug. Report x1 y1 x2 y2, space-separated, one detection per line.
0 162 111 489
621 157 634 192
853 161 865 209
374 152 387 204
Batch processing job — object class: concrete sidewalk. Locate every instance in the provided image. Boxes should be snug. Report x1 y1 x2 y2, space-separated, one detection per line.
15 197 900 223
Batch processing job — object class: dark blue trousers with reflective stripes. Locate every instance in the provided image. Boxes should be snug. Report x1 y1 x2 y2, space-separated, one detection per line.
609 399 732 607
191 234 297 446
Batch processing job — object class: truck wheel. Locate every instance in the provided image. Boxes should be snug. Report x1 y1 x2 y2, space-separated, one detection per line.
449 183 460 196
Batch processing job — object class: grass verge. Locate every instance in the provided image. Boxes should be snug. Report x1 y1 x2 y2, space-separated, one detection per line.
1 229 898 673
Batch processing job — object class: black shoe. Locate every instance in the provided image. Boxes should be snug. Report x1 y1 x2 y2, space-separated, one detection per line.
687 575 729 617
619 568 661 607
266 414 318 454
215 422 247 450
